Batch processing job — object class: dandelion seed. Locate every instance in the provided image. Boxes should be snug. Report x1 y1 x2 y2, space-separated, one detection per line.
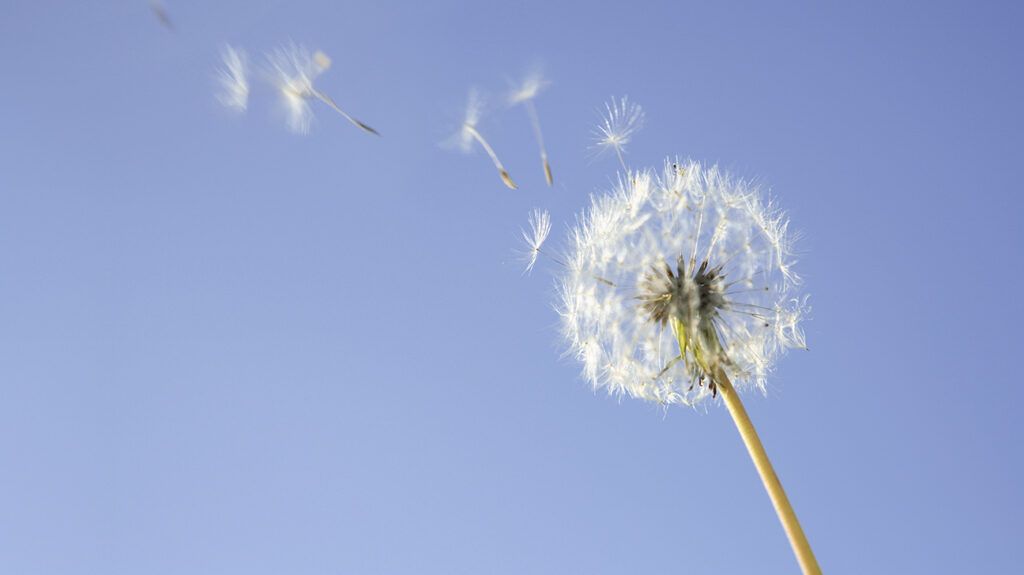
520 208 552 274
592 96 645 172
449 88 517 190
215 44 249 113
150 0 174 31
509 71 553 186
265 43 379 136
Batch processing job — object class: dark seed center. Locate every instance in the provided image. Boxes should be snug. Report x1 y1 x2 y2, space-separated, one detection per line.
640 256 726 328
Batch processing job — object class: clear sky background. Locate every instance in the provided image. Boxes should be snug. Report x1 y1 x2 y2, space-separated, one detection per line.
2 1 1022 573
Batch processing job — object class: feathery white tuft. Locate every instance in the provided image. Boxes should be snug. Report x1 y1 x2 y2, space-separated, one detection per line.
508 71 549 105
452 88 485 153
558 159 808 406
265 43 329 134
592 96 645 168
215 44 249 113
520 209 552 274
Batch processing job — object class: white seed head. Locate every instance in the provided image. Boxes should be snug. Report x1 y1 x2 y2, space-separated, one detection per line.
265 43 329 134
592 96 645 159
520 209 552 274
558 159 808 406
215 44 249 113
508 71 549 105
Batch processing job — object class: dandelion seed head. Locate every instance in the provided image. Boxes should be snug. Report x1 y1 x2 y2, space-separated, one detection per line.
265 43 329 134
592 96 645 159
215 44 249 113
558 159 808 406
520 209 552 274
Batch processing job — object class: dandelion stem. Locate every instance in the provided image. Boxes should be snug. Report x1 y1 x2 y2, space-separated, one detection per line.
714 367 821 575
463 123 517 189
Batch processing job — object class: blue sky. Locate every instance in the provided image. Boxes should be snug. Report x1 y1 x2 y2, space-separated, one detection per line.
1 1 1022 573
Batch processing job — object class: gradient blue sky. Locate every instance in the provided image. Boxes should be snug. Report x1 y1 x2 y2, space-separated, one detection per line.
2 1 1022 573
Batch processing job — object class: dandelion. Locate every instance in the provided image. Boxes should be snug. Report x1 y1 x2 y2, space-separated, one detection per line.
447 88 517 190
592 96 645 172
557 159 819 573
509 71 553 186
265 44 379 136
215 44 249 113
560 160 808 403
520 208 552 274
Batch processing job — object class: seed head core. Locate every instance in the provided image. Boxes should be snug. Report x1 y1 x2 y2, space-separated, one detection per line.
640 256 731 396
640 256 726 329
